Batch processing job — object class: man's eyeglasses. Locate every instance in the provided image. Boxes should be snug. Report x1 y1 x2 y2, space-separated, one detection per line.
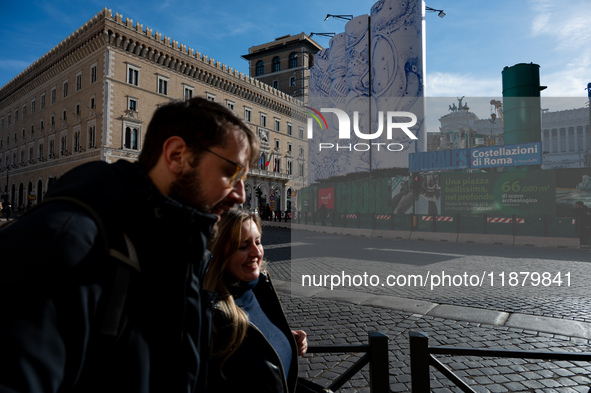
201 146 247 188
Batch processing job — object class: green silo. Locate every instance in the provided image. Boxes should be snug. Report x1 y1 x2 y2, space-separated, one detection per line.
501 63 546 145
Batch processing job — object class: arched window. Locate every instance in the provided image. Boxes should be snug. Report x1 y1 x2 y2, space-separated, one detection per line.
272 57 281 73
255 60 264 76
289 53 298 68
125 126 139 150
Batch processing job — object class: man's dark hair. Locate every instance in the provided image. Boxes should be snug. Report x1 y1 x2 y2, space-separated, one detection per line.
138 97 259 170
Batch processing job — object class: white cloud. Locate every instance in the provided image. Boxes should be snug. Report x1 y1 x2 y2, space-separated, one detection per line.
425 72 501 97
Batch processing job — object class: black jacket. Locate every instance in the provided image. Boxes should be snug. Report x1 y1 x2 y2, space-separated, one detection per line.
0 160 218 393
208 272 298 393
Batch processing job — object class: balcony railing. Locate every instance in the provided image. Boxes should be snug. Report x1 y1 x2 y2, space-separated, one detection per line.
249 168 291 180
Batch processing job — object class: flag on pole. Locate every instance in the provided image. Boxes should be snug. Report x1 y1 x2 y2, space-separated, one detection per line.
265 152 273 168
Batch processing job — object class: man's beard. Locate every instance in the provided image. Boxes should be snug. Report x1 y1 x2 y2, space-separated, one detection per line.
170 167 217 213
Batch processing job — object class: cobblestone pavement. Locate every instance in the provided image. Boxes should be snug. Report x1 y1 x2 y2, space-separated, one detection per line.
261 225 591 392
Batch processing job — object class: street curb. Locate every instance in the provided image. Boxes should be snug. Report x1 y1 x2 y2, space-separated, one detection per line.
274 279 591 339
262 222 580 248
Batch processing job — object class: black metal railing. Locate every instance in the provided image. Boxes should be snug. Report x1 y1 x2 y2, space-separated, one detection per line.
306 331 390 392
410 331 591 392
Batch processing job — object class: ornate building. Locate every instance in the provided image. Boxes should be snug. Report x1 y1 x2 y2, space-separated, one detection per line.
0 8 308 213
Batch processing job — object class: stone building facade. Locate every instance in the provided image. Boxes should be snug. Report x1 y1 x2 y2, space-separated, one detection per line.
0 8 309 214
242 33 323 104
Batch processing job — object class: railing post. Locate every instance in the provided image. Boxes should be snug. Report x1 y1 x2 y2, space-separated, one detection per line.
368 332 389 393
410 331 430 393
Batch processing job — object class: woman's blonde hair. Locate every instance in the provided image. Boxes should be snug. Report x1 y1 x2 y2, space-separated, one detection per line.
204 209 265 365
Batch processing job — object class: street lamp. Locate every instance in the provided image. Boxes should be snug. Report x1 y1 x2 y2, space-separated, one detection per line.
324 14 353 21
425 6 446 18
309 32 335 38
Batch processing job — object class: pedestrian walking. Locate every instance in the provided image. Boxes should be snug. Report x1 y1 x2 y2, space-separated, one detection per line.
0 97 259 393
204 210 308 393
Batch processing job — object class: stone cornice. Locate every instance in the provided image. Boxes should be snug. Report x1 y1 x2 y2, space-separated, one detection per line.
0 7 307 121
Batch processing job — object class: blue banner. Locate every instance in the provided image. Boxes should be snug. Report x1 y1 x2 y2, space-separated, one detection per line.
409 142 542 172
470 142 542 169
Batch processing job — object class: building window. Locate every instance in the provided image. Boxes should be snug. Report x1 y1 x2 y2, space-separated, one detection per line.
299 127 304 139
124 126 140 150
62 110 67 121
158 76 169 95
226 100 235 112
88 125 97 148
91 63 97 83
63 80 68 98
41 93 46 109
272 57 281 73
290 77 296 87
184 86 193 100
75 104 80 116
274 118 280 132
30 125 34 136
76 72 82 91
255 60 264 76
51 115 55 126
73 129 81 152
127 65 140 86
206 93 216 102
274 139 280 149
60 134 68 156
299 163 304 176
260 113 267 128
289 52 298 68
90 97 96 110
244 107 252 123
15 109 18 122
7 114 11 126
38 143 44 161
31 99 36 114
288 142 292 153
49 139 55 158
51 87 56 104
22 104 27 118
40 120 44 131
128 98 138 112
287 160 292 175
273 80 278 89
287 123 292 136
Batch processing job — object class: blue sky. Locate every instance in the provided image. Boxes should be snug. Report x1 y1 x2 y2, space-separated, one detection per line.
1 0 590 104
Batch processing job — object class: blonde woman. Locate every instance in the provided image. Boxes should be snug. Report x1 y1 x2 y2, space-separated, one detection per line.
205 209 307 393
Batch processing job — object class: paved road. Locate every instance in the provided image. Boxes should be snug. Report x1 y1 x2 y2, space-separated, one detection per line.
261 224 591 392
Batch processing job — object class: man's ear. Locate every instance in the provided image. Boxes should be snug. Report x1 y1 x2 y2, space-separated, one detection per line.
162 136 188 174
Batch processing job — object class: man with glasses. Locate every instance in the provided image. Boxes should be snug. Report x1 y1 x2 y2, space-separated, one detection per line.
0 97 259 393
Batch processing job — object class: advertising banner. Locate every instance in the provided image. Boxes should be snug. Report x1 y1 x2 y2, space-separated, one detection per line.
318 187 335 209
409 142 542 172
555 168 591 216
471 142 542 169
441 170 555 215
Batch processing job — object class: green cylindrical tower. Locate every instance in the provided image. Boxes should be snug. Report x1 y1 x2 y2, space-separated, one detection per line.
502 63 545 145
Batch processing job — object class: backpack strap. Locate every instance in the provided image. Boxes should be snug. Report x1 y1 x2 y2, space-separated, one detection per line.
102 234 140 337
